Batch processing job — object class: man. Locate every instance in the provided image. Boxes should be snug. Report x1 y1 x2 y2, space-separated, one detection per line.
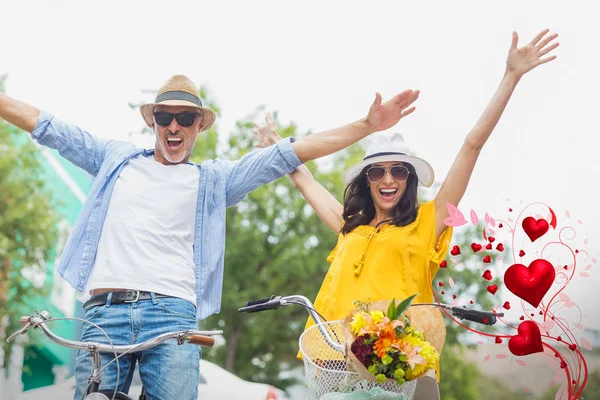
0 74 419 399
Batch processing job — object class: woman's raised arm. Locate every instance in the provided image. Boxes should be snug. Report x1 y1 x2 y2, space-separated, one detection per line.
253 114 344 233
434 29 559 239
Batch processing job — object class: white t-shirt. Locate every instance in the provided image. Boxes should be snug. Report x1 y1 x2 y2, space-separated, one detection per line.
78 154 200 305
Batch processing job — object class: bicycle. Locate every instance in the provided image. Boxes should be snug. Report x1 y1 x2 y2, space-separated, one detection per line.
7 310 223 400
238 295 503 400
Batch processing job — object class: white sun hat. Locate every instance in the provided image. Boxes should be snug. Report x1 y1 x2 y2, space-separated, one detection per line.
342 132 435 187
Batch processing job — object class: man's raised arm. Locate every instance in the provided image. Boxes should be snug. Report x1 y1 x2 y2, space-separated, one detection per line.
0 93 40 133
291 90 419 163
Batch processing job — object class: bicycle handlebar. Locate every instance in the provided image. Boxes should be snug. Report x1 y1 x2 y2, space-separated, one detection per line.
238 295 504 326
8 312 222 353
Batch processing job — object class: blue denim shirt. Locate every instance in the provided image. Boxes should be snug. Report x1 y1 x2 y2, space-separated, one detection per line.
32 112 301 319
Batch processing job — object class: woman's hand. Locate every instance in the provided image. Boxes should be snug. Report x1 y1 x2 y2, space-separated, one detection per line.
506 29 559 78
252 113 281 148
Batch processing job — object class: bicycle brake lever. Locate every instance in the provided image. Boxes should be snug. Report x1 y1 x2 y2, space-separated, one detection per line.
7 323 33 343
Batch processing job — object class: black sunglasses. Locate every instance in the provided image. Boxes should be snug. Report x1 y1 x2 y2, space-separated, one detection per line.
153 111 200 128
366 165 410 183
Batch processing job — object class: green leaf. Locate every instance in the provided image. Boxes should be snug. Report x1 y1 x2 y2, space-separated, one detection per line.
395 293 419 319
387 298 397 320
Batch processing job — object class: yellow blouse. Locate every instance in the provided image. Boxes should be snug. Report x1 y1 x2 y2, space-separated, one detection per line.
303 200 453 379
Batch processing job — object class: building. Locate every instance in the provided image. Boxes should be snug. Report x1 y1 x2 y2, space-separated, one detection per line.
0 132 91 398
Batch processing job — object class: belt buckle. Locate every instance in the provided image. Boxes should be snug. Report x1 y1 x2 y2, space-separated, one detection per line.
124 290 140 303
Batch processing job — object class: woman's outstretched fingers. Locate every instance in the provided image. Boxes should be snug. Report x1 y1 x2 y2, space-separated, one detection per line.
536 32 558 51
539 54 558 64
529 28 550 46
540 42 560 57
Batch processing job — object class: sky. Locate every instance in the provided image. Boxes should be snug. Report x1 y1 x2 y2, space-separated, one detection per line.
1 0 599 333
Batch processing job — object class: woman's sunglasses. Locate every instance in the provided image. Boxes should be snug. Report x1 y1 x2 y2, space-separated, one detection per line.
366 165 410 183
153 111 200 128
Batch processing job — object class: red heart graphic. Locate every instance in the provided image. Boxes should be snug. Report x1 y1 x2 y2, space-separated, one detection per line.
519 316 524 320
499 223 504 228
483 255 491 263
504 259 555 307
503 301 511 310
488 237 496 243
496 243 504 252
508 321 544 356
440 260 448 268
471 243 482 253
519 250 526 257
450 245 461 256
495 337 503 344
522 217 549 242
487 284 498 295
485 243 493 250
560 361 567 369
438 281 444 287
482 270 493 280
569 343 577 351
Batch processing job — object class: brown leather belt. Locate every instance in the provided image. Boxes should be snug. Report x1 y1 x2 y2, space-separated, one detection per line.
83 290 171 309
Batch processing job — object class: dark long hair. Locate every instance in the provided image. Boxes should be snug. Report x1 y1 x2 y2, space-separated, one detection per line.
341 162 419 235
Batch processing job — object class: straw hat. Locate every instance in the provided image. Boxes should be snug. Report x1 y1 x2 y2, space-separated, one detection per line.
342 132 435 187
140 74 216 132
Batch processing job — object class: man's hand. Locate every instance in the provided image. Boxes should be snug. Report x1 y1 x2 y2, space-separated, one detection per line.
364 90 420 133
252 113 281 148
506 29 559 78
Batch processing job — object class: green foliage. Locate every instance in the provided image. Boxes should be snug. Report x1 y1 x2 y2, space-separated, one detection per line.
438 346 481 400
197 109 348 389
0 80 60 370
433 222 506 346
538 369 600 400
395 294 418 320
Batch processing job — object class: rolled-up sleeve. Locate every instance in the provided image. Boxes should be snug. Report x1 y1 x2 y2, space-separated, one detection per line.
223 138 302 207
31 111 108 177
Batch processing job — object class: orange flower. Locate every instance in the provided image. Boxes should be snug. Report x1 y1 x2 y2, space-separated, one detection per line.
373 331 396 358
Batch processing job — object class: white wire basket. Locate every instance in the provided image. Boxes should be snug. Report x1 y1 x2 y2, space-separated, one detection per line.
299 321 417 400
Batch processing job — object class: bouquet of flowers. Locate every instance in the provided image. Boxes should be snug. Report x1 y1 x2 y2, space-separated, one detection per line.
342 294 444 385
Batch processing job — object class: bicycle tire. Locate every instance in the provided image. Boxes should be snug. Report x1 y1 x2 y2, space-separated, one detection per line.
96 390 134 400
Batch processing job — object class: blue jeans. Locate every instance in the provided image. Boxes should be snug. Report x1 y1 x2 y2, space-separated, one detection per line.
73 293 200 400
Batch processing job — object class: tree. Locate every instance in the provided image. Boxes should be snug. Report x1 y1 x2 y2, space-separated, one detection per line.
539 370 600 400
434 222 505 346
0 77 60 371
197 110 363 388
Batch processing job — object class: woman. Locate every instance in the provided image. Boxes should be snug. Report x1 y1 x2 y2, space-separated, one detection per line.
254 29 558 396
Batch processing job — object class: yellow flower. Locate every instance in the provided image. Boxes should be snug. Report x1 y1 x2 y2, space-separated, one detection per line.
401 335 439 380
370 310 385 324
350 313 367 335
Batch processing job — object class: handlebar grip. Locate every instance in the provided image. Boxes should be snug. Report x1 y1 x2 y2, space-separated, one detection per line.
451 307 503 326
19 316 31 326
238 296 282 313
188 335 215 347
